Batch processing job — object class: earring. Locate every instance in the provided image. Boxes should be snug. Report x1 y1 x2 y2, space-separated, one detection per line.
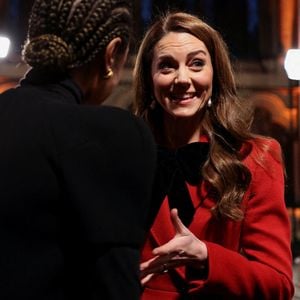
207 98 212 108
103 68 113 79
150 99 156 110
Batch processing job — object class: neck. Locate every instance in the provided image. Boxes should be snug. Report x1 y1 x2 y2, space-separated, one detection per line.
160 114 202 149
68 60 111 105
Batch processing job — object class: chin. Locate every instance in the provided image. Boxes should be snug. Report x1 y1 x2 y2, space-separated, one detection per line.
170 109 201 118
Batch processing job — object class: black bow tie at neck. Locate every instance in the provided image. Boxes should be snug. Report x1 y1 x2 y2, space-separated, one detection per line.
150 142 210 227
157 142 210 185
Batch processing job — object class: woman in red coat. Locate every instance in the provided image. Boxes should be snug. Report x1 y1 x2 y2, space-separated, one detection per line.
133 12 294 299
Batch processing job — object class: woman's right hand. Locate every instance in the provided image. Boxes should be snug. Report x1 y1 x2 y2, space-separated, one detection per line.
140 208 208 285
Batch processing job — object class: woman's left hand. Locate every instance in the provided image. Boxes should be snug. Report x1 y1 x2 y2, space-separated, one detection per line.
140 208 208 284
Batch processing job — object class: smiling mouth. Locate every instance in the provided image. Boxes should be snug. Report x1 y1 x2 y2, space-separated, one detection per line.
170 93 196 102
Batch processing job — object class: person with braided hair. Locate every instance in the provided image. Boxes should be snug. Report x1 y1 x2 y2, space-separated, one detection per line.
133 12 294 299
0 1 156 299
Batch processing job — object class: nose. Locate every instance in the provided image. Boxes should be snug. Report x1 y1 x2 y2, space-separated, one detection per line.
175 67 191 85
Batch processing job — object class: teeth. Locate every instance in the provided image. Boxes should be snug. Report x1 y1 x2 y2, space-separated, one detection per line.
172 94 194 100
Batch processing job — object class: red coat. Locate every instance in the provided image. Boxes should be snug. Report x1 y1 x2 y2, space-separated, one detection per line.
141 138 294 299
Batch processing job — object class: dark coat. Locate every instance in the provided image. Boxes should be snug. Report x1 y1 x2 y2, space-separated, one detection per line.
0 69 156 299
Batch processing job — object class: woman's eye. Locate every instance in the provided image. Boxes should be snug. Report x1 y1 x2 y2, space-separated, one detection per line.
159 62 172 70
190 59 204 69
157 60 175 73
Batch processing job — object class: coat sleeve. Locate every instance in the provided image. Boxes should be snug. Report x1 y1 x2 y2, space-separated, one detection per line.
49 105 156 299
189 139 294 300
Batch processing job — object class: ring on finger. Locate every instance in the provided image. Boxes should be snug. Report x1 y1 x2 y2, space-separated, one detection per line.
161 263 168 273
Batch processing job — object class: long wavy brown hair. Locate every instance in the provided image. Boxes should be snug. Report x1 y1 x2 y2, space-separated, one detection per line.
133 12 280 221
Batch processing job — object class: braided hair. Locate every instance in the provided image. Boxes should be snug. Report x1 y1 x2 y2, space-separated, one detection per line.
22 0 132 71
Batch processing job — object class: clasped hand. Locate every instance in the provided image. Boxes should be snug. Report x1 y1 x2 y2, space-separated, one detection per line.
140 208 208 285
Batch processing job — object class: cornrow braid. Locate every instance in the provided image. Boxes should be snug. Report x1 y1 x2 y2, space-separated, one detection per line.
22 0 132 71
70 9 130 67
57 1 74 33
66 1 132 67
63 0 97 37
66 1 110 59
28 0 62 37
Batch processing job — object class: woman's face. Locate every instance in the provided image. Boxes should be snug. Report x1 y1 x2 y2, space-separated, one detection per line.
151 32 213 119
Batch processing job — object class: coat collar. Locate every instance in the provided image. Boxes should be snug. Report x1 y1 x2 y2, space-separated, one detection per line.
20 68 83 105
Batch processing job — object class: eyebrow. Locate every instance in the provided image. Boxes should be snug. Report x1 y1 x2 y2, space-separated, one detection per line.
157 49 207 61
187 50 207 58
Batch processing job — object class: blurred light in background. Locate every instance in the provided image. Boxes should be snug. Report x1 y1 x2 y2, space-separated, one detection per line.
284 49 300 80
0 36 10 58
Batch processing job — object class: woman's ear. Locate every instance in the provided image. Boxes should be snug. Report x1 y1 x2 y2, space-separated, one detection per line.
104 37 128 78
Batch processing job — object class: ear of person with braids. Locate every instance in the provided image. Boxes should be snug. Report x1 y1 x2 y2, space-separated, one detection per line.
133 12 294 300
0 1 156 300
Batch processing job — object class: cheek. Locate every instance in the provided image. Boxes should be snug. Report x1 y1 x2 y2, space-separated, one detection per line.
152 76 172 98
194 72 213 91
